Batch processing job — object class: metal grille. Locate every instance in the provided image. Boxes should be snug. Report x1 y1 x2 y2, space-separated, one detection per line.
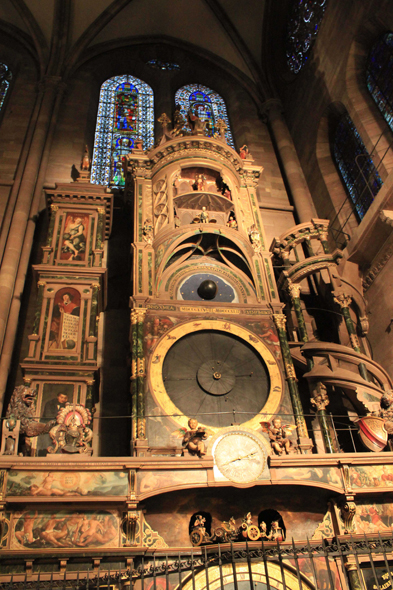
1 535 393 589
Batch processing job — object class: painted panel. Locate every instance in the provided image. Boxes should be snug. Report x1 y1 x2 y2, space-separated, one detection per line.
138 470 207 495
6 471 128 497
350 464 393 488
10 509 120 550
275 466 343 488
59 213 89 262
48 287 81 351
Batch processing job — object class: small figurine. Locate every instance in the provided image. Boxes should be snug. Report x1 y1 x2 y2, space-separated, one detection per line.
190 514 211 546
142 219 154 245
260 520 268 539
227 213 238 229
199 207 209 223
81 145 91 171
269 520 284 542
182 418 207 458
260 417 298 456
194 173 206 191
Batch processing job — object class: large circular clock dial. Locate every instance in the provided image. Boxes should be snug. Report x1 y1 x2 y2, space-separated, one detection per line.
214 431 266 483
162 330 270 428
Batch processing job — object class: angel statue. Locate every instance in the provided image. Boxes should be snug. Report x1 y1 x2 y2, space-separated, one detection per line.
172 419 211 458
260 417 298 456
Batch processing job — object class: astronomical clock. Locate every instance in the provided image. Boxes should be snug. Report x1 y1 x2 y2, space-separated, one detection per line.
125 131 308 480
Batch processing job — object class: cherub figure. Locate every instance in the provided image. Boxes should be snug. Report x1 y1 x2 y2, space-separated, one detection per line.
259 520 268 538
260 418 298 455
181 419 208 457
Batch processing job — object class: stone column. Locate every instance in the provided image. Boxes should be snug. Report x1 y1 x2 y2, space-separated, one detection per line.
334 294 369 381
273 314 312 452
346 564 362 590
0 76 63 354
287 282 309 343
131 309 147 449
310 382 339 453
262 99 316 224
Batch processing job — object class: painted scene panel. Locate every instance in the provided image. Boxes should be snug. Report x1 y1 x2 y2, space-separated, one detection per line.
60 213 89 261
10 509 120 550
48 287 80 351
274 466 343 488
350 464 393 488
7 470 128 497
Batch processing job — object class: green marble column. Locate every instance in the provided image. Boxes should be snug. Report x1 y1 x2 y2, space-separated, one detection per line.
287 282 309 344
131 309 146 440
310 382 339 453
96 207 105 251
85 380 94 412
32 281 45 335
334 294 369 382
346 565 363 590
273 314 309 442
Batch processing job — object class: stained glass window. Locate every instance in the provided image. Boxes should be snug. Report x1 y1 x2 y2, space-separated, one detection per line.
91 75 154 188
0 63 12 112
333 113 383 221
174 84 234 148
147 59 180 71
366 32 393 134
286 0 328 74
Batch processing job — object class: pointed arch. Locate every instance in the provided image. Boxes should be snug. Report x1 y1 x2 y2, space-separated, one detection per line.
91 75 154 188
174 84 234 148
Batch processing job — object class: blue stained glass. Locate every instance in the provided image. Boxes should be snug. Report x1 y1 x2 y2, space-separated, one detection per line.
91 75 154 188
286 0 328 74
366 32 393 134
174 84 234 148
333 114 383 221
0 63 12 112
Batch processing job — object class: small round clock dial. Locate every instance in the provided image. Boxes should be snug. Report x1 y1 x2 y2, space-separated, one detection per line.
214 431 266 483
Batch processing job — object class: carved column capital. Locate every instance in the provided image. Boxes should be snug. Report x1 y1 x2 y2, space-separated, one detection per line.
131 309 146 324
311 382 330 411
334 293 352 308
287 282 301 299
273 314 287 331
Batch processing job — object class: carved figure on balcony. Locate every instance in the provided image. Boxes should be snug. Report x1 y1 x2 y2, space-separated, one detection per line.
182 418 207 458
187 109 206 136
260 418 298 456
215 118 227 142
227 213 238 229
48 404 93 454
171 104 187 137
239 145 252 160
1 385 56 455
193 173 206 191
190 514 211 546
259 520 268 539
199 207 209 224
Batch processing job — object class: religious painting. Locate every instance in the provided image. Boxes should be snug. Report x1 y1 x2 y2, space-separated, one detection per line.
245 318 281 359
350 464 393 488
60 213 89 262
274 466 343 488
138 469 206 496
36 382 75 457
144 316 175 353
6 470 128 497
48 287 80 351
10 509 120 550
352 501 393 534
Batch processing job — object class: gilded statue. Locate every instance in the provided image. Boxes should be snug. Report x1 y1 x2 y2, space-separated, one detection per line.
181 419 207 458
260 417 298 455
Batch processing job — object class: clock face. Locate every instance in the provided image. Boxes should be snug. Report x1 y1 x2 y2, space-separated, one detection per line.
162 330 270 428
214 431 266 483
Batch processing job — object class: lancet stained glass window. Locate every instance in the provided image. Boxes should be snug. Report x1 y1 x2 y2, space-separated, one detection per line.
286 0 328 74
333 113 383 221
366 32 393 134
0 63 12 112
91 75 154 188
175 84 234 148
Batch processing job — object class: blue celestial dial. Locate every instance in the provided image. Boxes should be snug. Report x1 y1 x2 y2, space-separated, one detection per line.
178 273 237 303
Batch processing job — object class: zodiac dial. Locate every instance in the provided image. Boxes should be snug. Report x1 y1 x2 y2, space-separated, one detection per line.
213 431 266 483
